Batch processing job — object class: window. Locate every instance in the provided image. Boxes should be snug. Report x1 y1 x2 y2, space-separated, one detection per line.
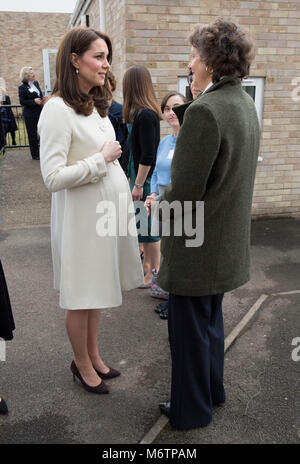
178 76 191 100
178 76 265 124
42 49 58 96
80 15 89 27
242 77 264 124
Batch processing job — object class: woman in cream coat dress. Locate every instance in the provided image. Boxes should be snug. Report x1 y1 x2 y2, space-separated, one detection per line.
38 27 143 394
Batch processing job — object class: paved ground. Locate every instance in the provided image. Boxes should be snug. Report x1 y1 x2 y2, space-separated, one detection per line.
0 149 299 444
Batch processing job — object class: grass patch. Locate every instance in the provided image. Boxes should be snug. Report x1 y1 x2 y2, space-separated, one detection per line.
6 118 29 147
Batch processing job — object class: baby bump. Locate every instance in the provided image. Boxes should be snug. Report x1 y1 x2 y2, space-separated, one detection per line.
106 161 131 198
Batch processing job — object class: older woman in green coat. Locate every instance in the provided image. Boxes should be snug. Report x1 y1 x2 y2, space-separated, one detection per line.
147 19 261 430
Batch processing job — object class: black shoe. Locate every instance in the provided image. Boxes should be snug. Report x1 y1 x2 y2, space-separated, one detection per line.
213 400 225 407
154 301 168 314
159 307 168 319
94 366 121 379
0 397 8 414
159 401 170 417
70 361 109 394
32 156 40 160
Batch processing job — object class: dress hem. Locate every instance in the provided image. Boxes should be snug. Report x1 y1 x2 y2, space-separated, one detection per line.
56 278 144 310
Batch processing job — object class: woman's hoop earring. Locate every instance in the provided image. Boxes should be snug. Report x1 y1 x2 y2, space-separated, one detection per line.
206 66 213 75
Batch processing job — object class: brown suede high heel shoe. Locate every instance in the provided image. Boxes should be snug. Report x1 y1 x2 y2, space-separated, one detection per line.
94 366 121 380
70 361 109 394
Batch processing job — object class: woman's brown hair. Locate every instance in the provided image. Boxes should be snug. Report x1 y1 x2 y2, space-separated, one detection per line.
122 65 162 123
52 26 112 117
160 91 186 113
107 71 117 93
189 19 255 84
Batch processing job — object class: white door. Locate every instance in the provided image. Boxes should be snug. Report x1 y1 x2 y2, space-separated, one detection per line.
42 49 57 95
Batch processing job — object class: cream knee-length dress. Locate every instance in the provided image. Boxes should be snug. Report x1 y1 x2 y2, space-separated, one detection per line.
38 96 144 309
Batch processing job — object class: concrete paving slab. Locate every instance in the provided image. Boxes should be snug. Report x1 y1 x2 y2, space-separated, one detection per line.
0 149 51 229
0 226 269 444
154 292 300 444
0 228 170 443
0 148 299 444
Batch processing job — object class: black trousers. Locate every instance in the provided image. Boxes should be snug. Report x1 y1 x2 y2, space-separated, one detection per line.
24 116 39 158
168 293 225 430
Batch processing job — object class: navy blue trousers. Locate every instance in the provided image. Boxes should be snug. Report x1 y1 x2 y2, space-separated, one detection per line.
24 116 40 158
168 293 225 430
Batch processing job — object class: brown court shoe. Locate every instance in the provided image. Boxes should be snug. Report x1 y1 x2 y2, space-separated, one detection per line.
70 361 109 394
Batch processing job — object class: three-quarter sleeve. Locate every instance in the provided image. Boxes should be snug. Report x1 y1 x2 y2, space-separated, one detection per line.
38 100 107 193
151 164 158 194
136 109 158 166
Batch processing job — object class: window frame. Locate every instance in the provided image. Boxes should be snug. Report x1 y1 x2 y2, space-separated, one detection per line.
242 77 265 125
177 76 265 124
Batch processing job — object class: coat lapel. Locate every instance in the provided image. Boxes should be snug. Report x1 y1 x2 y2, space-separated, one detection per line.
173 77 241 126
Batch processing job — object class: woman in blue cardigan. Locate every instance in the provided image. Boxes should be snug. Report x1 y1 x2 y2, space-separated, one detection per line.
148 91 186 317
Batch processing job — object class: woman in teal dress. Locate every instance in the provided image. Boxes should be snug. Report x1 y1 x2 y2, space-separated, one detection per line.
123 65 162 287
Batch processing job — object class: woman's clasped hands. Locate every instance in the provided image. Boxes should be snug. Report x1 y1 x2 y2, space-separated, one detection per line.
34 97 44 105
101 140 122 164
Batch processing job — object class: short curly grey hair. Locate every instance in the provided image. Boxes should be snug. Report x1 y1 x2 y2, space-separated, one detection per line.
189 19 255 83
20 66 33 83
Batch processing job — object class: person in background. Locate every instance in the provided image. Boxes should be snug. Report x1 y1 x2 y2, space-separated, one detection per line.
0 260 16 415
38 27 143 395
146 91 186 319
107 71 128 153
0 100 10 144
18 67 44 160
122 65 162 288
189 70 203 100
147 19 260 430
186 70 194 100
0 108 5 154
0 81 18 145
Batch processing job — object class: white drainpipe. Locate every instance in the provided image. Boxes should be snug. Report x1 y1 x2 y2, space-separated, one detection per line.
99 0 106 32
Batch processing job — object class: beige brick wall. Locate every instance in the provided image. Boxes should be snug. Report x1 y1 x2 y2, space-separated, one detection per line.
85 0 100 28
237 1 300 218
71 0 300 217
84 1 126 101
0 12 69 106
123 0 300 218
105 0 126 102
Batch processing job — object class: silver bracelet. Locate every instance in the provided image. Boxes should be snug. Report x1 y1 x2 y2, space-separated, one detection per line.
134 183 143 189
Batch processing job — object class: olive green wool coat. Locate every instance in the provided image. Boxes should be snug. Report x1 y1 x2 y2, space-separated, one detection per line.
157 76 261 296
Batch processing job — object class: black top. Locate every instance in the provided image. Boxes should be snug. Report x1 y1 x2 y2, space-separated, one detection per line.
130 108 160 179
108 100 128 148
18 81 43 118
0 260 15 341
2 95 18 131
0 111 6 150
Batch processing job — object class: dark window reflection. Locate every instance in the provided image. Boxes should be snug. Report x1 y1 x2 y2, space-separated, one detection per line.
243 85 256 101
